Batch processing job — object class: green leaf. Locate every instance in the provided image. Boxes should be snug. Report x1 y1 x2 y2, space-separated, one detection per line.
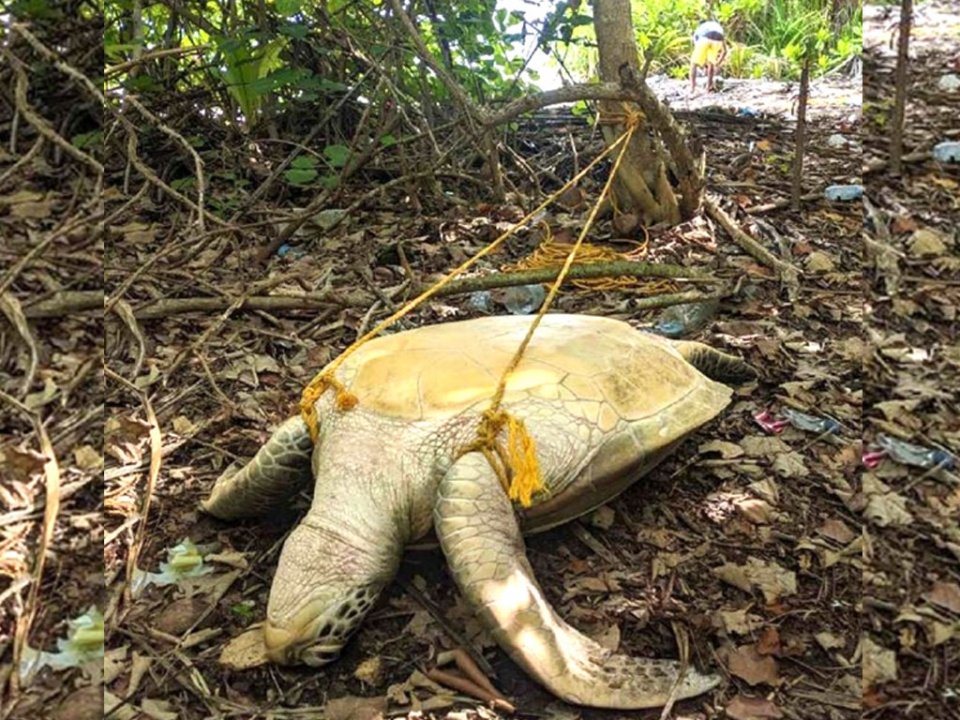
230 602 255 619
276 0 302 16
379 134 397 148
279 22 308 39
220 37 289 123
290 155 318 169
323 144 351 168
71 131 102 149
285 167 318 186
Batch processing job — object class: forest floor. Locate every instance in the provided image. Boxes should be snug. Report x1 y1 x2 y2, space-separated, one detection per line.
861 2 960 719
94 92 867 720
10 9 955 720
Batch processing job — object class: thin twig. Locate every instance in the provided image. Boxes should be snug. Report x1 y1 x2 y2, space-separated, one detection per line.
0 390 61 700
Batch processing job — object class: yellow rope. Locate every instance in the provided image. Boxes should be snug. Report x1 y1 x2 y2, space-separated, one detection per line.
299 128 634 439
504 225 651 290
465 123 638 506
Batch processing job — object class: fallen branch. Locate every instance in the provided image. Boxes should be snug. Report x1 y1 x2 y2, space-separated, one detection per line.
703 195 800 276
864 149 930 174
437 260 718 295
19 291 103 317
26 261 720 320
746 190 821 215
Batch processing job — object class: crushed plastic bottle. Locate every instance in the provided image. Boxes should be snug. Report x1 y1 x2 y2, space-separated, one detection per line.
20 607 104 683
737 107 760 118
933 141 960 163
826 134 848 148
876 434 956 469
276 244 306 259
501 284 546 315
824 184 864 202
781 407 842 434
653 298 719 338
131 538 214 597
938 74 960 92
468 290 493 313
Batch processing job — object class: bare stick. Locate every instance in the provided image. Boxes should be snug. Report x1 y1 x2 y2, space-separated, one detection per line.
0 391 61 699
790 57 811 211
889 0 912 175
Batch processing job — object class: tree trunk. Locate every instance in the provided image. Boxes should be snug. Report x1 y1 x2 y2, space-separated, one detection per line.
593 0 695 225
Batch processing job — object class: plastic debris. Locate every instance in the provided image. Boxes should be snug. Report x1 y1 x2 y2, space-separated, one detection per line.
131 538 214 597
938 74 960 92
737 107 760 118
781 408 842 434
753 410 789 434
824 184 864 202
502 284 545 315
653 299 719 338
468 290 493 313
276 244 306 259
874 434 956 469
826 134 849 148
20 607 104 682
862 449 886 469
933 141 960 163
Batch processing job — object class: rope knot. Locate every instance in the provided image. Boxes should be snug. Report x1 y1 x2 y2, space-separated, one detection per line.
473 408 544 508
299 372 358 440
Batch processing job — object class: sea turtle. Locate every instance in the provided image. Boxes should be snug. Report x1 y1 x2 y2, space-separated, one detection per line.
203 314 754 709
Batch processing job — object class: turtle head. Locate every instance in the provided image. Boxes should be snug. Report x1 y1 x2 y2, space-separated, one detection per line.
262 518 399 666
264 583 382 666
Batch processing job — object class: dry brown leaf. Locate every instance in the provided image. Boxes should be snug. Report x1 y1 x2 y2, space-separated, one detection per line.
713 558 798 603
725 694 784 719
51 685 104 720
141 698 178 720
907 228 947 257
699 439 745 458
814 631 846 652
354 656 384 686
713 608 764 635
73 444 104 471
588 505 615 530
818 518 856 545
736 497 776 524
756 626 781 656
805 251 836 273
727 644 780 686
156 597 207 635
926 581 960 614
324 695 388 720
863 636 897 689
218 627 269 669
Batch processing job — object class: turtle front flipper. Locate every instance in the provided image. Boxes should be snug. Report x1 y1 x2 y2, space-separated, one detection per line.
434 452 721 709
202 416 314 520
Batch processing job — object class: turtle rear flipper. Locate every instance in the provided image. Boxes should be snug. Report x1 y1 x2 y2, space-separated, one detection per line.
671 340 757 385
434 452 721 709
202 415 314 519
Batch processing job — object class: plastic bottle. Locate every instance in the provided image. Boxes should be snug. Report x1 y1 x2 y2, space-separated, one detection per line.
876 434 956 469
824 184 864 201
502 284 546 315
933 142 960 163
468 291 493 313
